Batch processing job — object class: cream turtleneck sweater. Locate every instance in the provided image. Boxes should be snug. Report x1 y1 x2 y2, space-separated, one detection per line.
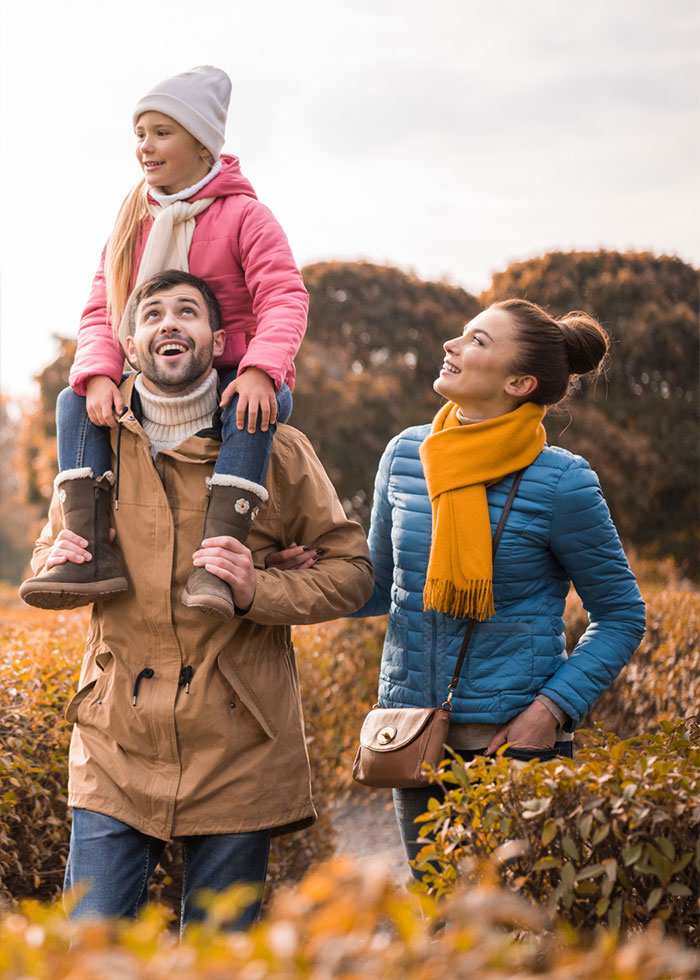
134 371 219 458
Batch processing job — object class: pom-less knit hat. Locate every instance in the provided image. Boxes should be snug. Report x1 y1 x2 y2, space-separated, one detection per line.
133 66 231 159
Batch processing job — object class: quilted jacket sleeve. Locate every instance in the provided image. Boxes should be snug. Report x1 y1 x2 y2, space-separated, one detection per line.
235 200 309 391
351 434 400 618
538 457 646 727
69 247 126 395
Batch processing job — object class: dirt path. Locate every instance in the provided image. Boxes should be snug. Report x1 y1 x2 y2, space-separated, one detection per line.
329 787 408 882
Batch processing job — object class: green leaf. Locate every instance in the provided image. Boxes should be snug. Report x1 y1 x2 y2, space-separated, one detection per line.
575 863 605 881
667 883 692 897
621 843 643 866
541 818 558 847
655 837 675 861
532 856 562 871
646 887 664 911
577 812 593 840
562 836 579 861
591 823 610 846
560 862 576 889
596 896 610 917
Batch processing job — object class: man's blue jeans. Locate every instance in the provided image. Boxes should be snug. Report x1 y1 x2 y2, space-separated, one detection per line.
64 808 271 933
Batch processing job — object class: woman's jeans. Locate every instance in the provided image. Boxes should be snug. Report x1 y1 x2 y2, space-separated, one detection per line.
64 807 271 933
393 742 575 879
56 369 292 486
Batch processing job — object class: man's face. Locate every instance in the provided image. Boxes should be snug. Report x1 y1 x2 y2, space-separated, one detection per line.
125 284 225 395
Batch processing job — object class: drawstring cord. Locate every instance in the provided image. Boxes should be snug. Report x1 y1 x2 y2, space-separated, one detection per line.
115 409 128 510
178 665 194 693
132 667 154 706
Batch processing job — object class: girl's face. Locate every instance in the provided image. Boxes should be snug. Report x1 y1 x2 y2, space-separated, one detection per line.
433 307 536 419
135 112 211 194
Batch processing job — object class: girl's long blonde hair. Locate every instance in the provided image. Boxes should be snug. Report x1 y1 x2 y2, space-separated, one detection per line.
104 180 151 336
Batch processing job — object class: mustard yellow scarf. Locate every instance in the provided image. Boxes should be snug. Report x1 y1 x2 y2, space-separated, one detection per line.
419 401 546 621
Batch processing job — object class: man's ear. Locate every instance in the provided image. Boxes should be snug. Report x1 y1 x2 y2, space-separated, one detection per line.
506 374 538 398
124 335 140 369
212 329 226 358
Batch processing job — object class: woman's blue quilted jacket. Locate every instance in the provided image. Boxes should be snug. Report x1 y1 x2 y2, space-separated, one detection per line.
354 424 646 728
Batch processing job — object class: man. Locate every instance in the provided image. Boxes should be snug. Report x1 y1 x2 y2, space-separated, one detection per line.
24 270 373 930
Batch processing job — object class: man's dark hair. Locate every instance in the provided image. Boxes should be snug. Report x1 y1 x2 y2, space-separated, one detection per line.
127 270 222 335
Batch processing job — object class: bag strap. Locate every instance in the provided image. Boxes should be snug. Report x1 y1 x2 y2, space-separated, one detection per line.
443 468 526 708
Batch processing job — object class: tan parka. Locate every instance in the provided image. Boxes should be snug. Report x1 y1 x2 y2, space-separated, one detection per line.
31 375 373 840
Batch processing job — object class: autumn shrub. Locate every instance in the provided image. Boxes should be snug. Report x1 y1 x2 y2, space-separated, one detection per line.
414 721 700 944
0 598 86 903
0 590 384 909
3 856 700 980
562 560 700 737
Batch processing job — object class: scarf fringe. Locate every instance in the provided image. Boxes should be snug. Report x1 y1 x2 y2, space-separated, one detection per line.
423 577 495 622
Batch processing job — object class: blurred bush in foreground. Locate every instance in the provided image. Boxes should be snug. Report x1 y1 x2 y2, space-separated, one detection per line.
2 856 699 980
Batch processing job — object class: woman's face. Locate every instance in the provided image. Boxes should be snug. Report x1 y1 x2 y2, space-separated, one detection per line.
434 307 534 418
134 112 211 194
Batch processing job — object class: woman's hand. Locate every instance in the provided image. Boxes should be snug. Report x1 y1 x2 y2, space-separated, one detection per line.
193 535 256 611
264 543 321 571
45 528 116 569
486 699 559 755
86 375 125 428
220 367 277 433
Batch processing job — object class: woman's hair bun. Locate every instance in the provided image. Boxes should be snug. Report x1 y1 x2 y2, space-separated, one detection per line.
557 312 609 376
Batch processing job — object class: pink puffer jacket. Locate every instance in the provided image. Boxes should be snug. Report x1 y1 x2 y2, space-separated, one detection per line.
69 155 308 395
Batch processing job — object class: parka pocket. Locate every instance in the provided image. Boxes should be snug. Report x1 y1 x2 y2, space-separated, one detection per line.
380 612 409 682
465 622 535 694
65 650 114 724
217 647 293 739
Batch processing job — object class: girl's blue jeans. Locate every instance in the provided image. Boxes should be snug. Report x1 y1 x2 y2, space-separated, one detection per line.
64 807 270 933
56 368 292 486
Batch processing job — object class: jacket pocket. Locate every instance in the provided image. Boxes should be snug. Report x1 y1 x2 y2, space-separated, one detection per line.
380 612 409 682
65 650 114 724
217 647 291 739
465 622 535 694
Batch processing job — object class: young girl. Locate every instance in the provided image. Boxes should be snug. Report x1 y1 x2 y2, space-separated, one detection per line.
20 66 308 622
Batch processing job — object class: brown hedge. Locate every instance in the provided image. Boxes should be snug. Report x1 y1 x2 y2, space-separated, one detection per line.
414 721 700 944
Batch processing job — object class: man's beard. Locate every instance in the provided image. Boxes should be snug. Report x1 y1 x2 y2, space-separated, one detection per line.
140 340 214 394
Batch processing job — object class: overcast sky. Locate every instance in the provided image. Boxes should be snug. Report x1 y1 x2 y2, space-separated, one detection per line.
1 0 698 399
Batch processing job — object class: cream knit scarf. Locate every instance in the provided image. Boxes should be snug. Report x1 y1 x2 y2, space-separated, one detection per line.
117 196 215 349
134 371 219 458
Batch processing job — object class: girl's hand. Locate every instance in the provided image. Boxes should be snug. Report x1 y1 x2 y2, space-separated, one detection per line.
45 528 116 570
486 700 559 755
264 543 321 571
86 376 126 428
220 367 277 433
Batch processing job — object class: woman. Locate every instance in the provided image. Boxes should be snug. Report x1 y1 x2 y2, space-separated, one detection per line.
354 298 646 872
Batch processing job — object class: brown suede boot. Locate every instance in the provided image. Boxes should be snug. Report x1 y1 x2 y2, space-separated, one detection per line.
181 478 268 622
19 470 128 610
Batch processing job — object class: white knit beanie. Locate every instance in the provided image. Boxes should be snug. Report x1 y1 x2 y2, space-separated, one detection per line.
133 66 231 159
